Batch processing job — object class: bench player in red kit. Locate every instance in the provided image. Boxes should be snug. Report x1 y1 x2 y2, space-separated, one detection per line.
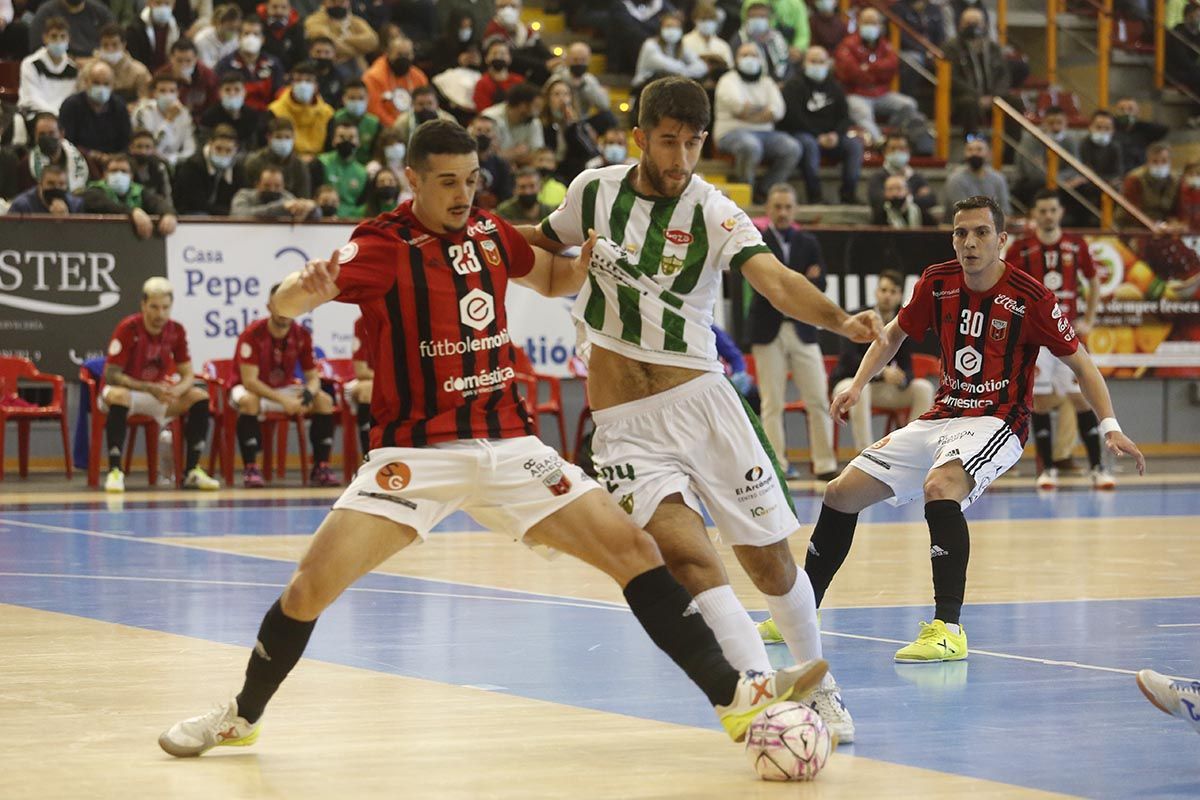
1008 189 1111 490
347 316 375 455
158 119 827 759
798 196 1145 663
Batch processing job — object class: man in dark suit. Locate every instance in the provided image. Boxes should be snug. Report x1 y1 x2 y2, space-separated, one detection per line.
748 183 838 481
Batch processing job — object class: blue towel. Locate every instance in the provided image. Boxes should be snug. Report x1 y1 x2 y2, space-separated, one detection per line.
73 357 106 469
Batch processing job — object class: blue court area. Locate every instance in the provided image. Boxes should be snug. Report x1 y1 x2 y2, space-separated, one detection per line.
2 484 1198 799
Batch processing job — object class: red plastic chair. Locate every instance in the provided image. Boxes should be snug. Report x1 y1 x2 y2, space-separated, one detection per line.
567 355 591 462
0 357 72 481
80 365 184 487
320 358 359 483
512 346 570 458
203 358 309 486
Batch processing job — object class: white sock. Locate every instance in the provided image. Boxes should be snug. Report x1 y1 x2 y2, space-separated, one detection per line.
765 572 823 664
693 585 771 673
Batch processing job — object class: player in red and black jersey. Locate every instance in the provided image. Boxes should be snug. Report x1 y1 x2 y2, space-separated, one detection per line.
1009 189 1109 489
348 316 375 454
100 277 219 493
798 196 1144 664
159 120 826 759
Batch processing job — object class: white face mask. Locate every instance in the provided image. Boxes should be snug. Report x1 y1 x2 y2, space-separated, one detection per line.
859 24 882 41
98 48 124 64
496 6 520 27
1189 176 1200 189
746 17 770 36
697 20 718 36
816 0 837 11
737 55 762 76
151 5 173 24
1148 164 1171 180
241 33 263 55
1090 131 1112 146
660 26 682 44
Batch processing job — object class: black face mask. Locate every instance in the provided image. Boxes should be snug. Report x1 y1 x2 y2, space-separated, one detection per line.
568 63 587 78
37 133 60 157
537 167 554 180
887 196 907 209
489 58 510 72
335 140 356 158
414 109 438 123
961 24 982 39
389 56 411 75
320 203 338 217
377 185 400 202
41 187 68 204
259 190 283 203
475 133 492 152
516 192 538 208
966 155 985 170
326 5 348 19
314 57 333 73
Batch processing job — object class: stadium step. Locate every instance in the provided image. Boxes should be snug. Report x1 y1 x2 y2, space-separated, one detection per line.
522 6 565 34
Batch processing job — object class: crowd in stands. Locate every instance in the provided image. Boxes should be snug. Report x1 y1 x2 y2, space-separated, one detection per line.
0 0 1190 228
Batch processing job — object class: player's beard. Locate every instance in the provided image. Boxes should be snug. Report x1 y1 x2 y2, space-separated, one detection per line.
640 156 690 197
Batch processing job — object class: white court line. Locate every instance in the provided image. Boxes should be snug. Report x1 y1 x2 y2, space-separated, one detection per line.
1157 623 1200 628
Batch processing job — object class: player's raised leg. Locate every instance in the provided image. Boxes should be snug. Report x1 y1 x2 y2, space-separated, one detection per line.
524 488 828 742
158 510 418 756
803 466 895 609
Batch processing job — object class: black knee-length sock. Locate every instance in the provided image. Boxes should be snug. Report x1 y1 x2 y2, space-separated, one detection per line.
356 404 372 454
105 405 128 470
309 413 334 464
803 504 859 607
925 500 970 625
1031 412 1054 471
237 414 261 466
183 400 209 472
1076 409 1103 469
235 598 317 723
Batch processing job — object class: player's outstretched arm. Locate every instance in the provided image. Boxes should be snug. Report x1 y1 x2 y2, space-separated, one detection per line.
831 318 909 422
740 252 883 343
516 224 572 254
1061 348 1147 475
516 229 597 298
274 248 343 318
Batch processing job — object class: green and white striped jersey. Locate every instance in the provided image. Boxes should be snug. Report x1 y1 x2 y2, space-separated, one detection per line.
539 164 770 370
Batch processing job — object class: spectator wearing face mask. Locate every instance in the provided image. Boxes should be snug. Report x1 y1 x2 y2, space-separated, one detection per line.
943 7 1010 136
468 113 512 208
1167 2 1200 97
243 116 311 197
258 0 305 70
312 183 340 218
193 4 241 69
360 166 407 216
1175 161 1200 230
364 129 410 192
304 0 378 77
132 74 196 167
892 0 947 97
16 113 90 193
833 7 920 145
942 136 1010 215
1013 105 1078 207
585 127 636 169
731 1 793 82
496 166 554 223
128 128 173 198
474 39 523 113
552 41 619 134
390 85 454 148
484 0 556 84
1113 97 1168 171
531 146 567 206
808 0 848 52
326 80 380 163
1062 109 1123 226
1120 142 1180 226
871 173 936 226
682 2 734 79
482 81 544 162
268 63 334 158
125 0 179 72
29 0 112 57
18 17 78 116
308 36 344 109
316 119 367 216
867 133 937 215
157 38 219 119
608 0 677 76
231 163 319 219
215 18 285 111
81 152 178 237
780 45 862 204
59 60 132 157
633 10 708 90
85 24 151 103
172 124 241 215
199 72 268 150
363 32 428 128
739 0 811 55
430 10 480 75
8 164 84 214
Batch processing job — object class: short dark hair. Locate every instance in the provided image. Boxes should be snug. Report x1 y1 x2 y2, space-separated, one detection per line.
258 164 284 179
1033 187 1060 205
637 76 710 134
309 35 335 49
219 71 245 87
32 111 59 130
40 164 67 179
333 119 359 135
1091 109 1114 123
211 123 239 144
105 153 132 171
170 37 197 55
268 116 295 135
269 282 282 297
407 119 478 171
878 269 905 288
130 128 155 144
99 23 125 42
412 84 436 101
291 60 318 78
153 73 179 90
506 82 540 108
343 79 367 93
43 15 68 34
1043 105 1065 118
1148 142 1171 158
952 195 1005 231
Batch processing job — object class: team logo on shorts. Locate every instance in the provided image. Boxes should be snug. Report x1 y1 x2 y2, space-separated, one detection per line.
479 238 502 267
525 455 572 496
868 436 890 450
745 466 764 482
990 319 1009 341
375 461 412 491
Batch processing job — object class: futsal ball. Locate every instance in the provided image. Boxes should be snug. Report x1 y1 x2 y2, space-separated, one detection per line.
744 701 832 781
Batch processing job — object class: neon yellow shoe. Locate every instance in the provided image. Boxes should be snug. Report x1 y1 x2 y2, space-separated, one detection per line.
158 699 261 757
894 620 968 663
716 660 828 742
757 617 784 644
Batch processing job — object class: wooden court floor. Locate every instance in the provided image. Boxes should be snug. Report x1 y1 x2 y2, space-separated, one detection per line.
1 477 1198 799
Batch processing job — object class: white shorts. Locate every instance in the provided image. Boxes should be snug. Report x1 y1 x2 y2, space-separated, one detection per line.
332 436 600 541
98 386 168 424
591 372 799 547
1034 347 1079 396
849 416 1023 510
230 384 305 416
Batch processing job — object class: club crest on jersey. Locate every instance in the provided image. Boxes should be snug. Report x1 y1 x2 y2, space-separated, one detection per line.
721 217 738 232
660 254 684 275
1043 270 1064 291
466 218 497 237
479 238 502 267
990 318 1009 341
665 229 694 246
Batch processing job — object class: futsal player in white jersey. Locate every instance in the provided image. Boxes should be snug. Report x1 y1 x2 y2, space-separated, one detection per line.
523 77 882 742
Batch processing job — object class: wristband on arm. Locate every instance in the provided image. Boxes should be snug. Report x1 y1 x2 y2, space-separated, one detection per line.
1098 417 1122 437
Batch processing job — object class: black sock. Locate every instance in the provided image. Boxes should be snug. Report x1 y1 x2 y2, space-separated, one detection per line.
1076 409 1102 469
235 598 317 724
237 414 261 466
105 404 128 471
183 399 209 472
356 404 372 454
803 504 859 607
310 413 334 464
1032 412 1054 472
925 499 970 626
623 566 740 707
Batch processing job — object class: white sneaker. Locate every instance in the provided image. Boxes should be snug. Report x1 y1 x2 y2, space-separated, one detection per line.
1137 670 1200 734
716 660 828 742
104 468 125 493
183 467 221 490
1036 467 1058 490
804 672 855 744
158 698 261 757
1091 466 1116 490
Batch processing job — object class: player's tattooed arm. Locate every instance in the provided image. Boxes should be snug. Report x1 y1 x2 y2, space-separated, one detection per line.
1059 348 1146 475
517 229 598 298
103 362 165 398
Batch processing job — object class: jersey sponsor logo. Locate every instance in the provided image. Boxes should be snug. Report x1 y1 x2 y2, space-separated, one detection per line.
443 365 515 397
375 461 412 491
337 242 358 263
933 288 960 299
745 466 764 482
736 467 775 503
459 288 495 331
1051 304 1063 320
942 395 993 409
660 254 684 275
479 238 502 267
108 338 122 356
664 229 694 246
942 375 1010 394
466 218 498 237
990 318 1009 341
523 454 572 496
954 345 982 377
721 218 738 232
1057 317 1069 333
994 294 1026 316
750 505 777 518
419 329 511 358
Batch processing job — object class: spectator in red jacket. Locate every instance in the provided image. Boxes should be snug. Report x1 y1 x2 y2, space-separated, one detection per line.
473 39 524 112
156 38 219 118
833 7 919 144
257 0 305 70
214 17 285 111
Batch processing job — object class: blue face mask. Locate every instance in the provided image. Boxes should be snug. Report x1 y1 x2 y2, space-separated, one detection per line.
344 99 367 118
88 84 112 104
291 82 316 103
384 142 406 163
221 93 245 112
151 5 173 24
107 171 131 195
210 152 233 170
603 143 627 164
746 17 770 36
46 41 69 58
270 137 294 157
